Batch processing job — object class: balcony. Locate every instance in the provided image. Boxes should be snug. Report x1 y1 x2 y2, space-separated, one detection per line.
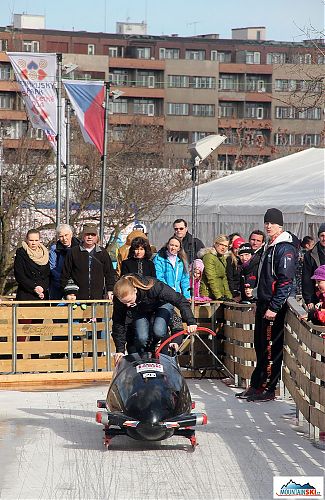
109 57 165 70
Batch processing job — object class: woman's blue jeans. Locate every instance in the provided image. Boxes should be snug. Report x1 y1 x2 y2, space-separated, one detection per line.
134 303 174 352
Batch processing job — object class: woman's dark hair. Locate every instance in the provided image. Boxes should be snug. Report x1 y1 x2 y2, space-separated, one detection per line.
128 237 152 259
301 235 314 249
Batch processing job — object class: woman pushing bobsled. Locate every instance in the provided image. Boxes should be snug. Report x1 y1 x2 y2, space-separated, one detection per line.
112 274 197 363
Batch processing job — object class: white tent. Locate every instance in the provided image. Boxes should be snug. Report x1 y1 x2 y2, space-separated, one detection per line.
145 148 325 247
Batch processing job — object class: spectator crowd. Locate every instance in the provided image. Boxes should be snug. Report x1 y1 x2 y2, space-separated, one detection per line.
8 212 325 400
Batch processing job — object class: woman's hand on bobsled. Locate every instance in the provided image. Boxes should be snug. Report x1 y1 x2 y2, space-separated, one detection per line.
114 352 124 364
169 342 179 352
187 324 197 334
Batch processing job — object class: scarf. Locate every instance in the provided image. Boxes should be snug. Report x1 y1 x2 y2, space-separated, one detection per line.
22 241 49 266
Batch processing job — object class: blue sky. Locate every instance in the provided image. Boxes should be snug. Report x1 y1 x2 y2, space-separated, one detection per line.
1 0 324 41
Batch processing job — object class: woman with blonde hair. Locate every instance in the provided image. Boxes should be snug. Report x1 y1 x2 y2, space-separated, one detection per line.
199 235 232 300
112 274 197 363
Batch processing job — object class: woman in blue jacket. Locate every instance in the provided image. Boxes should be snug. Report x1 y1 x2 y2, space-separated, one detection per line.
153 236 190 299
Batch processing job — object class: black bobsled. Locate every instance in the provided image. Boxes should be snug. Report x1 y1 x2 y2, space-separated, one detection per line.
95 330 213 449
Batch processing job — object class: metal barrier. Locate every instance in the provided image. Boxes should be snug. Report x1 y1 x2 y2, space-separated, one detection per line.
283 297 325 446
0 299 113 376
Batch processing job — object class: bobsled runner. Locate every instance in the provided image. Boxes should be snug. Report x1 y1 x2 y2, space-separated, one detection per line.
95 328 216 450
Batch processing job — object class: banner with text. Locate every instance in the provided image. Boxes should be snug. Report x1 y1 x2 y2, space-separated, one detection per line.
7 52 57 136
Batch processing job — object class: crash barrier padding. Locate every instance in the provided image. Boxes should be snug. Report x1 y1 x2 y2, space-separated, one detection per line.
0 300 114 375
283 297 325 440
223 302 256 386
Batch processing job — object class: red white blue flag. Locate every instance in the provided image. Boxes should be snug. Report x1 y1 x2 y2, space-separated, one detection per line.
63 80 105 154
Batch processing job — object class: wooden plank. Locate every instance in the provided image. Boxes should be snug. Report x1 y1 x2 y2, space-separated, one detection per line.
311 334 325 355
224 325 254 343
233 363 254 379
283 349 298 383
223 357 234 375
0 339 109 355
232 344 256 362
283 369 310 422
310 406 325 432
296 370 311 399
223 343 234 356
0 308 12 320
295 344 311 373
309 381 324 407
310 357 325 381
0 371 113 388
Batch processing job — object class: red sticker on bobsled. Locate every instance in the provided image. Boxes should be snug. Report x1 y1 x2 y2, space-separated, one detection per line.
136 363 164 373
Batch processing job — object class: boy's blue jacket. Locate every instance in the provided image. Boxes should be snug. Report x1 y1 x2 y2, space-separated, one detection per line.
257 231 298 312
153 248 190 299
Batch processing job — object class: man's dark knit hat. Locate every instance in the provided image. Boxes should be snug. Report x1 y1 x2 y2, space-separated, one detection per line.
264 208 283 226
238 243 254 255
318 223 325 236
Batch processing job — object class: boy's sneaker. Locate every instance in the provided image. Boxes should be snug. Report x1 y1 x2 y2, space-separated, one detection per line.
247 389 275 402
235 387 260 399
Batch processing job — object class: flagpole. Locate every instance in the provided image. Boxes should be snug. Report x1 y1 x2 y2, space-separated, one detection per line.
56 53 62 227
65 99 71 225
99 81 110 244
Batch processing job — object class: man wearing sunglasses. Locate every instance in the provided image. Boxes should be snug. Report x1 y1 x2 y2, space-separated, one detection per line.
173 219 204 264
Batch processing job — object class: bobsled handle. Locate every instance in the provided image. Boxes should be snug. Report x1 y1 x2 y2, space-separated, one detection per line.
155 327 216 357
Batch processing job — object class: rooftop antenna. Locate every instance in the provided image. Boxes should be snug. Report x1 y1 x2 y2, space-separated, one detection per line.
187 21 200 35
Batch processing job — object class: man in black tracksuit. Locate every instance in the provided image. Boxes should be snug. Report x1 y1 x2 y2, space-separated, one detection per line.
236 208 298 402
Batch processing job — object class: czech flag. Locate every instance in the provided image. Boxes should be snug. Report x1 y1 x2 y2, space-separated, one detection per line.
63 80 105 154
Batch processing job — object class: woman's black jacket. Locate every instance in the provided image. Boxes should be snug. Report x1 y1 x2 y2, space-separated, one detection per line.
112 277 196 353
121 257 156 278
14 247 50 300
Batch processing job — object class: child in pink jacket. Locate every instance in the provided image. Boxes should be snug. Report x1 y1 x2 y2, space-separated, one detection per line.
190 259 212 302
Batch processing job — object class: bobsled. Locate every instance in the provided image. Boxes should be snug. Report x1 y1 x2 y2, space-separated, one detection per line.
96 328 216 450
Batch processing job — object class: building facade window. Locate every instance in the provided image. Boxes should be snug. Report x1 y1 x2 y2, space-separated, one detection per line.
190 76 216 89
245 103 265 119
192 104 215 117
0 92 14 109
108 46 118 57
246 77 267 92
291 53 313 64
218 102 236 118
275 79 323 93
167 131 189 143
134 99 155 115
159 48 180 59
109 70 128 85
87 44 95 55
274 132 295 146
246 51 260 64
219 75 238 91
0 64 11 80
185 49 205 61
211 50 231 62
0 39 8 52
167 103 189 115
275 106 321 120
191 131 209 142
317 55 325 64
136 47 151 59
168 75 189 88
29 128 44 140
109 99 128 114
22 40 40 52
266 52 287 64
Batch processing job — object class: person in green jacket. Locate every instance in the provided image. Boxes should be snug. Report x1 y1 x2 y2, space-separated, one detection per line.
199 234 232 300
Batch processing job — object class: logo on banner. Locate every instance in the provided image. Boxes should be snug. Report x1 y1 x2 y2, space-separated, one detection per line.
273 477 324 498
16 58 48 81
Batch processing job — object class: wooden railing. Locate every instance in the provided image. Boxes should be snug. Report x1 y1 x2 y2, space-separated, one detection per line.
0 300 114 376
223 302 256 386
283 297 325 442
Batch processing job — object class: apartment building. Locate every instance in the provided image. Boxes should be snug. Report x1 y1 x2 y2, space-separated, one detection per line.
0 16 324 173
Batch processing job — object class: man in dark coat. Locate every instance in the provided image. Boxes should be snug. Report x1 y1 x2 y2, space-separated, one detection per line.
61 224 115 300
236 208 298 402
49 224 79 299
302 223 325 309
173 218 204 263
